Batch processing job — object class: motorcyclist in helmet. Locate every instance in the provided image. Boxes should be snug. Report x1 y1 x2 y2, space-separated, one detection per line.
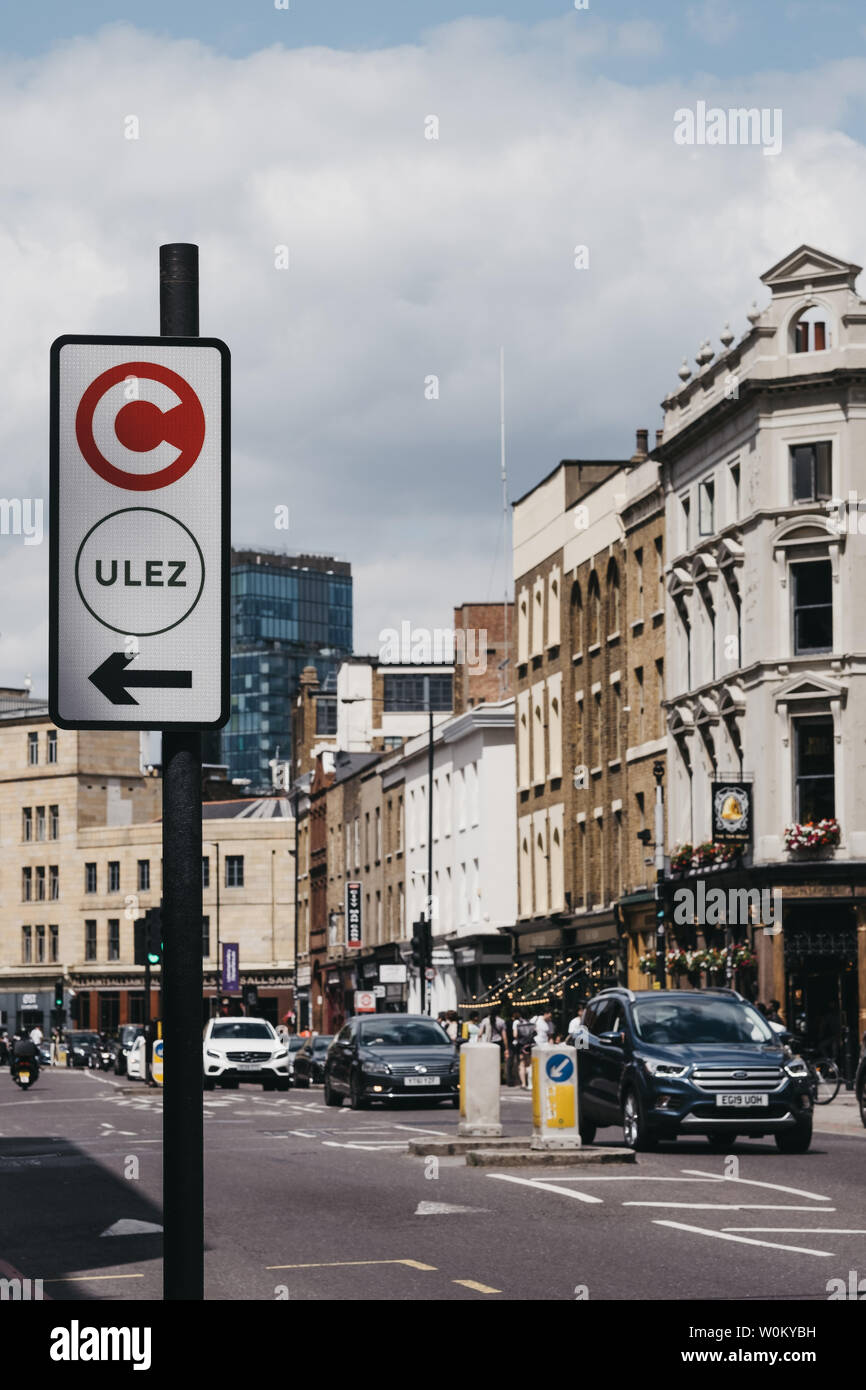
11 1032 39 1082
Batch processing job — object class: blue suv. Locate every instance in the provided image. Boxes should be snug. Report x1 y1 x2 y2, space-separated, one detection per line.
576 987 814 1153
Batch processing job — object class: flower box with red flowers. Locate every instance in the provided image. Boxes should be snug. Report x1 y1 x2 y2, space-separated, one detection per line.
784 819 840 852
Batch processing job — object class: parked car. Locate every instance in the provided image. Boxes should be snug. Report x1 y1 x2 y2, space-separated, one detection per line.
323 1014 459 1110
114 1024 145 1077
855 1048 866 1129
126 1035 147 1082
202 1018 291 1091
64 1031 101 1069
284 1034 305 1083
292 1034 334 1087
37 1041 53 1067
575 987 814 1153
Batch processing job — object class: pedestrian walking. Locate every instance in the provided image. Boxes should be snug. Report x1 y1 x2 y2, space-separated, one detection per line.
567 1006 585 1044
30 1024 43 1046
463 1011 481 1043
478 1007 510 1080
533 1010 553 1046
444 1011 460 1043
513 1010 536 1089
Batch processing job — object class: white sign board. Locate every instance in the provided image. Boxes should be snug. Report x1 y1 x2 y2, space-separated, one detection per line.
379 963 407 984
354 990 377 1013
50 335 229 729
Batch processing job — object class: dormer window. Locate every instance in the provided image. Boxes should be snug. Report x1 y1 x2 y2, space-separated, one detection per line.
792 304 830 353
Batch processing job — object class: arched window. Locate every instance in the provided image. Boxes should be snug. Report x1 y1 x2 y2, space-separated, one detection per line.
607 559 620 636
588 571 601 647
570 580 583 655
790 303 831 354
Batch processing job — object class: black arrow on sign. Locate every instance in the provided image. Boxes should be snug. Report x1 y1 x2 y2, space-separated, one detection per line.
89 652 192 706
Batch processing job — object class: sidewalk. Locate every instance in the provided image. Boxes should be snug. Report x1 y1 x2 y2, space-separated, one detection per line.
812 1088 864 1137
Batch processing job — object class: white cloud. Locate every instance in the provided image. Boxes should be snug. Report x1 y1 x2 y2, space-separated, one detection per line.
686 3 741 45
1 19 865 688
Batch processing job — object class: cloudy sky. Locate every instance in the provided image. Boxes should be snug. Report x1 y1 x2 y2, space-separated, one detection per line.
4 1 866 688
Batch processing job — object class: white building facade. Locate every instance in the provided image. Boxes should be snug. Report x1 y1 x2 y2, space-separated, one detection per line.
659 244 866 1072
398 699 516 1014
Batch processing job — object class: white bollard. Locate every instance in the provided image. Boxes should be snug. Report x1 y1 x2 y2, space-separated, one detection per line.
458 1041 503 1137
530 1043 582 1150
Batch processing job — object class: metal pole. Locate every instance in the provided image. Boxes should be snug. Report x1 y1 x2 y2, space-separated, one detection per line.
159 242 204 1302
292 790 300 1029
422 676 434 1014
653 761 665 991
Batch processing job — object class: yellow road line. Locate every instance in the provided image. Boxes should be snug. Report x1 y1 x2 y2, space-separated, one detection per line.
266 1258 436 1271
453 1279 501 1294
42 1273 145 1283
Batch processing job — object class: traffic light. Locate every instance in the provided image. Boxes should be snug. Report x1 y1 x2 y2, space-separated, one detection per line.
410 919 432 970
145 909 163 965
135 910 163 965
54 978 64 1009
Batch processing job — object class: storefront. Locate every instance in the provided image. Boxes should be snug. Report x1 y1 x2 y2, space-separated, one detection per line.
0 986 55 1037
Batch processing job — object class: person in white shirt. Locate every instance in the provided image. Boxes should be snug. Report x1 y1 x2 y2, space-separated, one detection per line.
567 1008 585 1039
30 1025 43 1046
533 1012 552 1046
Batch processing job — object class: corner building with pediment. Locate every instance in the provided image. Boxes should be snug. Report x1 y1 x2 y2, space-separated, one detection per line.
657 244 866 1075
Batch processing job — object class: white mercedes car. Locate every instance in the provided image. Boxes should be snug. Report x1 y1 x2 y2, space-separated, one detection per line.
203 1018 291 1091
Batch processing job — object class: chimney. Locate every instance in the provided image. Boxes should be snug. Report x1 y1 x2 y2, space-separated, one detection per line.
630 428 649 463
655 429 664 447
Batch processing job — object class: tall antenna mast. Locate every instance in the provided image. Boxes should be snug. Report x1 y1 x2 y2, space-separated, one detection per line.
500 346 509 698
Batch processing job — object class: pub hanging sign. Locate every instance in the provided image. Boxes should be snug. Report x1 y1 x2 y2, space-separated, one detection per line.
711 782 752 845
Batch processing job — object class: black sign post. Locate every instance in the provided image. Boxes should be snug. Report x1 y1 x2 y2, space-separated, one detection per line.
160 243 203 1302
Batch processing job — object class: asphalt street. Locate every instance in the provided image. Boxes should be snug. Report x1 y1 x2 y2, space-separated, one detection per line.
1 1066 864 1302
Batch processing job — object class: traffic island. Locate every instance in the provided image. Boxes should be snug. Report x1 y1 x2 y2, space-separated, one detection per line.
407 1136 532 1157
464 1146 635 1167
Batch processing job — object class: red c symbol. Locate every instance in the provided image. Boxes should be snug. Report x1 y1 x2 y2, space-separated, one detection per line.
76 361 206 490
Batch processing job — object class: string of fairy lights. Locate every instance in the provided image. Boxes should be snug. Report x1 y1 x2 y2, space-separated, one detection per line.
457 953 620 1011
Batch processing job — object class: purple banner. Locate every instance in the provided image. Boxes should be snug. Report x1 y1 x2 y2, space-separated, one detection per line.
222 942 240 994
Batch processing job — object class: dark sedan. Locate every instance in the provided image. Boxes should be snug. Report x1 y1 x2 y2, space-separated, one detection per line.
64 1031 101 1068
323 1014 459 1110
292 1034 334 1087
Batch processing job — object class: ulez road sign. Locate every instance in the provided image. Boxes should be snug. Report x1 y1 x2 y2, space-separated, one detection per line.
49 335 230 730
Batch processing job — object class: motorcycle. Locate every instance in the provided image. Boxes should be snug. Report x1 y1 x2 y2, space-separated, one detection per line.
11 1058 38 1090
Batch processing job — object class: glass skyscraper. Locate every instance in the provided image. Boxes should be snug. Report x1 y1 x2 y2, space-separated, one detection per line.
223 550 352 790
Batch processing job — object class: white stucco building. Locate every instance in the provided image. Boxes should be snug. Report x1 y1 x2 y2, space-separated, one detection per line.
394 698 516 1013
658 244 866 1068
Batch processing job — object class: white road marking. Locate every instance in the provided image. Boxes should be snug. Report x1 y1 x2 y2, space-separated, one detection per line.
487 1174 603 1204
625 1202 836 1211
391 1124 450 1136
321 1141 407 1150
532 1175 721 1183
654 1220 835 1258
100 1218 163 1237
415 1201 488 1215
682 1168 831 1202
722 1227 866 1235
